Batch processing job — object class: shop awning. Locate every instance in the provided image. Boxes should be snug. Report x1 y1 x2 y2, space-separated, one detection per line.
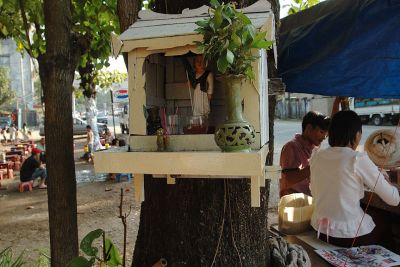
278 0 400 98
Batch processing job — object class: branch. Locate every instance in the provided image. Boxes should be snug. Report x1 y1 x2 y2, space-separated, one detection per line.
119 188 127 267
18 0 34 57
71 32 91 58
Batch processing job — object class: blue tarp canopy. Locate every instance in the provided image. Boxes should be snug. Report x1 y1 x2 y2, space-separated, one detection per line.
278 0 400 98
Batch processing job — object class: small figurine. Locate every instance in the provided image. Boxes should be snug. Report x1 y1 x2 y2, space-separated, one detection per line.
156 128 164 151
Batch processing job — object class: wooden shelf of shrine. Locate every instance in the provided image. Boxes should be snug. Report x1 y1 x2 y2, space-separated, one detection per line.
94 144 280 207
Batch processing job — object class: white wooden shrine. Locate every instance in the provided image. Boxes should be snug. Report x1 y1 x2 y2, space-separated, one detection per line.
94 0 278 207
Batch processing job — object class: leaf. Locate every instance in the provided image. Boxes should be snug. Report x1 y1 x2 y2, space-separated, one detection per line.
221 11 232 24
252 39 273 49
236 12 251 25
195 19 209 28
67 256 94 267
226 49 234 64
231 32 241 46
245 24 256 40
213 6 223 28
104 239 122 266
245 66 255 81
210 0 220 8
80 229 104 257
217 56 229 73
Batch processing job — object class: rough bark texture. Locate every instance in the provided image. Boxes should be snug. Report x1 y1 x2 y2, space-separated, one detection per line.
130 1 279 266
42 0 82 265
117 0 141 68
133 177 270 266
266 0 280 166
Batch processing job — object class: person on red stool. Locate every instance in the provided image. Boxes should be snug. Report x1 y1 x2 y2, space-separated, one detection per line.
20 148 47 189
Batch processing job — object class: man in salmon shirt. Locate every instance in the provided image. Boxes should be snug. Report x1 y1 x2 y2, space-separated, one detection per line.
280 111 331 197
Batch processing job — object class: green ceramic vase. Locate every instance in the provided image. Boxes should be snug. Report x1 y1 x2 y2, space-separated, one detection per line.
214 75 256 152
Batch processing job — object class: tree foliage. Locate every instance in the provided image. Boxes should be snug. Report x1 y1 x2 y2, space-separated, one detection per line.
288 0 320 15
0 0 120 95
0 67 15 107
0 0 45 58
195 0 272 80
95 69 126 91
73 0 119 71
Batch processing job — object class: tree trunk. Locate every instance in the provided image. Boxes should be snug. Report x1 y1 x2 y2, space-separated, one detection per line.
266 0 280 166
42 0 81 265
128 1 279 266
117 0 141 69
133 177 270 266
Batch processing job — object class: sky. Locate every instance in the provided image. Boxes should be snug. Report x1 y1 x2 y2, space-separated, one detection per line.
107 56 127 73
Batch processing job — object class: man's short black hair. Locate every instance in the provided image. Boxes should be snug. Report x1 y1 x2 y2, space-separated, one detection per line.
328 110 362 147
86 125 91 130
301 111 330 132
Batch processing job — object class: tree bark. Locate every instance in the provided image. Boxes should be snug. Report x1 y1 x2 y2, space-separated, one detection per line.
133 177 270 266
117 0 141 69
42 0 81 265
266 0 280 166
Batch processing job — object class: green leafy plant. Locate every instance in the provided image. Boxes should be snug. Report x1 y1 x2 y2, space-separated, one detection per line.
0 247 25 267
195 0 273 80
67 229 122 267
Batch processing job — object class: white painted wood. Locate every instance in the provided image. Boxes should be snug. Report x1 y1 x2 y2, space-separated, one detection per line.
241 0 272 13
134 173 145 203
121 11 273 44
122 35 201 53
251 176 261 207
129 53 147 135
259 49 269 146
94 145 268 176
260 172 266 187
138 5 209 20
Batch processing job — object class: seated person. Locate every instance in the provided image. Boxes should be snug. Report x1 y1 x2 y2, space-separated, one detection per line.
310 110 400 247
279 111 331 197
105 131 115 145
20 148 47 189
36 137 46 163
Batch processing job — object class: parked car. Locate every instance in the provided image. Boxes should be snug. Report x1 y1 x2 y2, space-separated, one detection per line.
96 115 108 124
80 115 108 124
39 117 105 136
120 104 129 134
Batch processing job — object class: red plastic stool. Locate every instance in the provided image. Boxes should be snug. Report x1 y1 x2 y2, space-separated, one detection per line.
19 181 33 192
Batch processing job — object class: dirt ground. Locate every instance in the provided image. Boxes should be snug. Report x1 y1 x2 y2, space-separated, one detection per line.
0 138 140 265
0 136 278 265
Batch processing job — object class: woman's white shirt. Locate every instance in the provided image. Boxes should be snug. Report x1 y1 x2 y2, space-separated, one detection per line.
310 147 399 238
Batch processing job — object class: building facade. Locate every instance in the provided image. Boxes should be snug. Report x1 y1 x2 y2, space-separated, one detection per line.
0 38 36 126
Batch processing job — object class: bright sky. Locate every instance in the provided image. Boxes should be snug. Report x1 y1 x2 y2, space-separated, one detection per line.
107 56 127 73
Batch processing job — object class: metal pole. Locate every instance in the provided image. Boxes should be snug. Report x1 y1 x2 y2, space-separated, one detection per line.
110 90 116 136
